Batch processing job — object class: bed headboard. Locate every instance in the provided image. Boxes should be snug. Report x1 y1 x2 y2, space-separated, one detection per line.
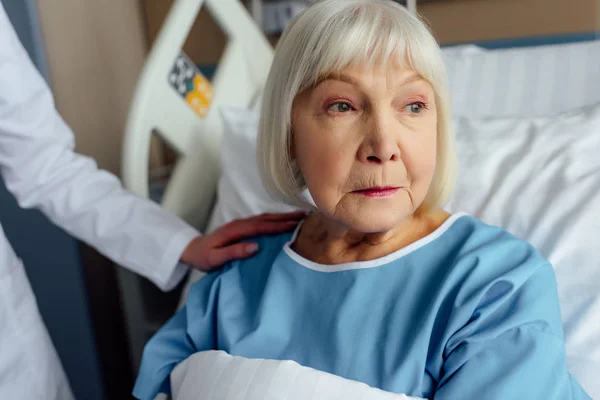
446 31 600 50
122 0 273 232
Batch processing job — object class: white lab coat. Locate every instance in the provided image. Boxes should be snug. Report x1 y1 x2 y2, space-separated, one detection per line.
0 4 199 399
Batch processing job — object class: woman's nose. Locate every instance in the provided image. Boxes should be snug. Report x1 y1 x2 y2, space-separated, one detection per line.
359 120 401 164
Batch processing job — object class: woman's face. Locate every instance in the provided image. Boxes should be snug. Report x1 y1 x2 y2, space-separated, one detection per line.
292 63 438 232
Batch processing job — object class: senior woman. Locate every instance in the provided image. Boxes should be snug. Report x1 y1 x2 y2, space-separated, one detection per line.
133 0 590 399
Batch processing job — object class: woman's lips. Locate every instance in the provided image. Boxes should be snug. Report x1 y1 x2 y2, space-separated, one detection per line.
353 187 400 198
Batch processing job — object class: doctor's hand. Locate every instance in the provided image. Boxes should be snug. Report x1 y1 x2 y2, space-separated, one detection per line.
180 211 307 272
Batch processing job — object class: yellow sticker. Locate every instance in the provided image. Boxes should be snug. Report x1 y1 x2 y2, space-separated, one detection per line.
193 74 214 101
185 90 210 119
169 53 214 119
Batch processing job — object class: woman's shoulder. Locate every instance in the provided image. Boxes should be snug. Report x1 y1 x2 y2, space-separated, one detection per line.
445 213 544 261
189 230 295 289
439 214 565 353
433 213 551 286
235 230 297 268
441 213 554 299
185 230 296 310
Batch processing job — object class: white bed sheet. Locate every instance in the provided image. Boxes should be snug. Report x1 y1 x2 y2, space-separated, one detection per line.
445 103 600 397
167 351 424 400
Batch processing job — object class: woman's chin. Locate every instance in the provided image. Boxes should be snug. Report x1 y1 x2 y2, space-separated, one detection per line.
337 207 414 233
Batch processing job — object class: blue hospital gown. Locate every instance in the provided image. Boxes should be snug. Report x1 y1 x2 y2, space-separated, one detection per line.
133 213 590 399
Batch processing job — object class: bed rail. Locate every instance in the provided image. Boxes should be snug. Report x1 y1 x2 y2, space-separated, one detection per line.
122 0 273 231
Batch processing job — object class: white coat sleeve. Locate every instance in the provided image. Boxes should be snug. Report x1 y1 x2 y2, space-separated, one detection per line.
0 4 199 291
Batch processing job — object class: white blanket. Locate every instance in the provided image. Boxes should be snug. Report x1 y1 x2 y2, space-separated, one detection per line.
158 351 425 400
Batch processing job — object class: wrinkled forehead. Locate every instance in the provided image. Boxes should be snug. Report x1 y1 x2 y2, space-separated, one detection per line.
297 57 430 100
302 41 415 89
323 56 422 83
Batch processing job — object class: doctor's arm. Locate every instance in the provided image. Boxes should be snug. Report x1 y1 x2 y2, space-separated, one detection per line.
434 262 590 400
0 5 303 290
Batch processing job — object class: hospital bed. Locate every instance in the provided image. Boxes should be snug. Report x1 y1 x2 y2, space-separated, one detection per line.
118 0 600 397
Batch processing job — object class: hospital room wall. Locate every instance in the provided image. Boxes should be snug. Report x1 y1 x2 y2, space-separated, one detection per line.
419 0 599 45
141 0 599 66
36 0 149 177
138 0 600 67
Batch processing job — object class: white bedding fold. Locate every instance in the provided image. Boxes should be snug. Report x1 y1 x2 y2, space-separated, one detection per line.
164 351 425 400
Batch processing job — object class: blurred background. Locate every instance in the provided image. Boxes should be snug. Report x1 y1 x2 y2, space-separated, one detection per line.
1 0 598 399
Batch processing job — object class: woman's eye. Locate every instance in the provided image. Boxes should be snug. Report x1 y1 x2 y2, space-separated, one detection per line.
327 102 353 113
403 102 426 114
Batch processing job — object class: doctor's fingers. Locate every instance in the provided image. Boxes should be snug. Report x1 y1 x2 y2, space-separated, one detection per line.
202 241 261 270
214 211 307 245
215 219 300 246
256 211 308 221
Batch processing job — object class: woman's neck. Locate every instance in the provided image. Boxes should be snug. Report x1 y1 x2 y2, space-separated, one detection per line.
291 208 450 265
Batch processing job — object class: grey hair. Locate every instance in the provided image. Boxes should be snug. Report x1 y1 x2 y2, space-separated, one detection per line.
257 0 457 210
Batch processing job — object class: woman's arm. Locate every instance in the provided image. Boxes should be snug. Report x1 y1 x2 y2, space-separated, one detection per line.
133 271 222 400
435 262 590 399
134 307 197 399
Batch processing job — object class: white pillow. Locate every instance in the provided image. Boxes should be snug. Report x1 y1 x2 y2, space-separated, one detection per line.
182 105 300 300
190 101 600 397
445 103 600 396
442 41 600 118
203 106 298 234
169 350 424 400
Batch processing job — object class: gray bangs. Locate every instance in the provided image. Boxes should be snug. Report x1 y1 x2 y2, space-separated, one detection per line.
288 0 444 92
